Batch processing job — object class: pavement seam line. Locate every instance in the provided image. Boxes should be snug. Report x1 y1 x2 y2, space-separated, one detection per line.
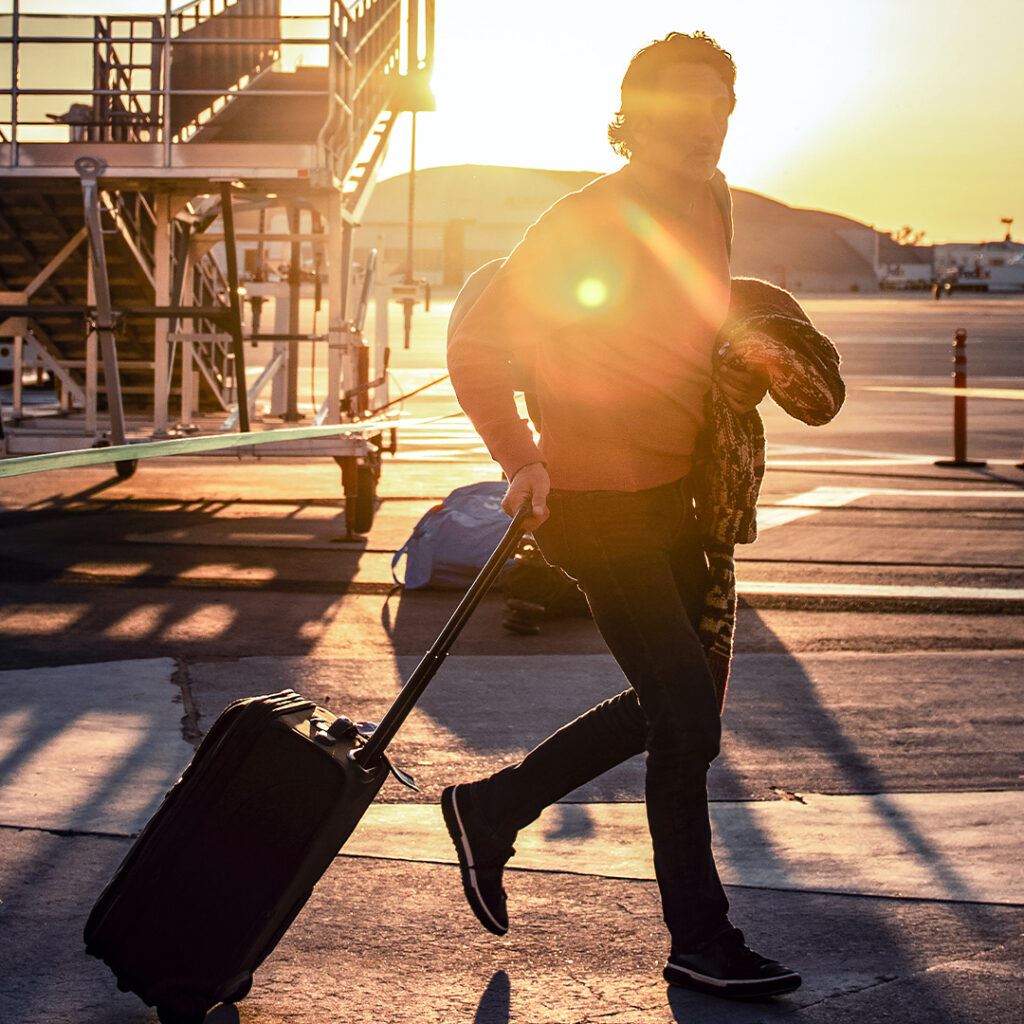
0 822 135 840
786 972 901 1016
172 658 203 747
332 857 1024 910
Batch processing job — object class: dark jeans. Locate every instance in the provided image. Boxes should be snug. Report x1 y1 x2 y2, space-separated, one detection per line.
473 476 731 951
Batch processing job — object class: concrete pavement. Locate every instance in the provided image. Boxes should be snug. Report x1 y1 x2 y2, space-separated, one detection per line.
1 294 1023 1022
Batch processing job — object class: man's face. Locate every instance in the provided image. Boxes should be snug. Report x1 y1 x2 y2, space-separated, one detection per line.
632 63 732 183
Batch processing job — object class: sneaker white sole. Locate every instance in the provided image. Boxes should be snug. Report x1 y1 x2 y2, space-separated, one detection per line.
441 786 508 936
665 960 801 998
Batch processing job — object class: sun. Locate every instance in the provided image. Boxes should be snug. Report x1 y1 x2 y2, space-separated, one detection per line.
380 1 879 194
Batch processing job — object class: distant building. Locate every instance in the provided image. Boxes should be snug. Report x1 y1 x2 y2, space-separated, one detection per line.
933 239 1024 292
354 164 884 293
877 235 934 289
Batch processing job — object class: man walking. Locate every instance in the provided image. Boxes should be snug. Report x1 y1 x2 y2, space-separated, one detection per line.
444 31 841 998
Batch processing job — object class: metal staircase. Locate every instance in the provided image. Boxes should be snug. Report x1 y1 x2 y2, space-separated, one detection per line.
0 181 154 402
188 65 330 143
0 0 434 525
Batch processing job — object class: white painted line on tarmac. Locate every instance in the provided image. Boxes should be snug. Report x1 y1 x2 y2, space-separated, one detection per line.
861 385 1024 401
759 487 872 529
768 442 979 460
770 457 1022 467
738 580 1024 601
844 375 1024 384
765 486 1024 506
766 442 1023 468
757 479 1024 545
850 486 1024 498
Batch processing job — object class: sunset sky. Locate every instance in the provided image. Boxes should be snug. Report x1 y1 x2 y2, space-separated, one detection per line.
378 0 1023 244
12 0 1023 244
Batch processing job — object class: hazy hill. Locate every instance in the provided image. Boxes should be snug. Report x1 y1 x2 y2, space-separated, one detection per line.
362 164 883 291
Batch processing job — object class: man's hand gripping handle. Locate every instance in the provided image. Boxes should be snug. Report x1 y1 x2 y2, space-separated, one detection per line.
502 462 550 532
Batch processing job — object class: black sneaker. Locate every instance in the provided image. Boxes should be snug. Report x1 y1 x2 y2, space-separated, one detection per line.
664 927 801 999
440 784 513 936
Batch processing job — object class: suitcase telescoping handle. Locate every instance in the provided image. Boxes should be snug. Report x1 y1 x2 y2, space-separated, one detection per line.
356 501 532 769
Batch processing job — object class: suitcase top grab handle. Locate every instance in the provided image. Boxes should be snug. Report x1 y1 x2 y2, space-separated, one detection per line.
357 501 532 767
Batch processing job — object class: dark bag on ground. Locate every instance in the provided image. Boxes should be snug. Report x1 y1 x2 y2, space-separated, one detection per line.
84 508 529 1024
499 535 591 635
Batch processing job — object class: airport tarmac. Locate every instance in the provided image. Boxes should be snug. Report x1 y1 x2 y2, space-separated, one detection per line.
1 294 1022 1023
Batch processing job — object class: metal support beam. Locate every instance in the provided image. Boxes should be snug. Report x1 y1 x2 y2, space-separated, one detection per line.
200 232 329 243
0 292 27 338
12 335 24 419
24 228 87 299
326 193 348 424
0 210 75 308
180 329 195 427
179 268 196 428
152 193 173 435
218 182 250 433
23 333 86 406
76 155 127 447
285 205 301 421
270 295 289 417
99 191 156 289
85 334 99 433
222 349 286 431
190 344 231 411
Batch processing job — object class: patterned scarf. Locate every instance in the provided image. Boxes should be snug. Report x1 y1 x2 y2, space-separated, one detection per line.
691 277 846 710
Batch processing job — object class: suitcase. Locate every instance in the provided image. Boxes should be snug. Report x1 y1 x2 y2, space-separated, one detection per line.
84 504 529 1024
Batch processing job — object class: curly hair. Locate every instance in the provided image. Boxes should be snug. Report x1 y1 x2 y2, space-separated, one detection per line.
608 31 737 159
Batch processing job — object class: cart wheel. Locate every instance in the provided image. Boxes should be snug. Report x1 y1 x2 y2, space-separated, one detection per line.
348 463 376 534
114 458 137 481
224 976 253 1004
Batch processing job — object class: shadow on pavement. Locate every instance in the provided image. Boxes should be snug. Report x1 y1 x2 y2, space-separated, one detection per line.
0 491 369 671
473 969 510 1024
379 602 1013 1022
2 482 1018 1022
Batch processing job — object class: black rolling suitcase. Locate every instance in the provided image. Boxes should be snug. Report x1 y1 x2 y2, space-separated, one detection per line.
84 506 529 1024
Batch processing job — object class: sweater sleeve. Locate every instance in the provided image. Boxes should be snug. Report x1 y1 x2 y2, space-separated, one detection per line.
447 210 566 481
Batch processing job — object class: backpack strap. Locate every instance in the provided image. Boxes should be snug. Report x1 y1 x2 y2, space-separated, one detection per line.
391 543 409 585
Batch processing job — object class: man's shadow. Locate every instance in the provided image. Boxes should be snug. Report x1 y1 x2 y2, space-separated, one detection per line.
445 601 1015 1024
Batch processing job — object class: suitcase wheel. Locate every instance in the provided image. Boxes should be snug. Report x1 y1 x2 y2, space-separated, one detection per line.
156 1002 207 1024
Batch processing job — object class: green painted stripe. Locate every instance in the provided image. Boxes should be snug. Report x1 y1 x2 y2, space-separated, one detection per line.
0 418 399 479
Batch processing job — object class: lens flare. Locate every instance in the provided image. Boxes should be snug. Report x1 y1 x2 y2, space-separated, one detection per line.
576 277 608 308
622 200 730 328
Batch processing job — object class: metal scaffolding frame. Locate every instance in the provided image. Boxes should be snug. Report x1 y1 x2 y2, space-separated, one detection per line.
0 0 435 533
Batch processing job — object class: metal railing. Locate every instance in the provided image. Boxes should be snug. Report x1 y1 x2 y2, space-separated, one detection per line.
165 0 283 144
318 0 401 186
1 1 316 165
100 189 158 283
0 1 432 184
93 16 162 144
